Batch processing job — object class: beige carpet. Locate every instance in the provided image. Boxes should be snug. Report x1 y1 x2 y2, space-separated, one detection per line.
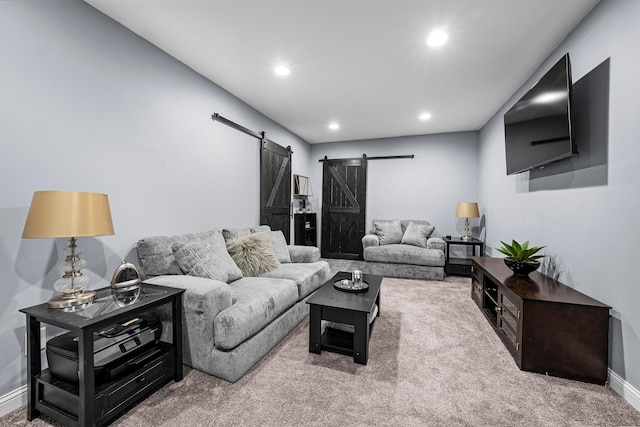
4 276 640 426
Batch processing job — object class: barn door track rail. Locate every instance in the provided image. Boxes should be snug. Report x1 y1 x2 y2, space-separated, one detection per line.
212 113 291 152
319 154 414 162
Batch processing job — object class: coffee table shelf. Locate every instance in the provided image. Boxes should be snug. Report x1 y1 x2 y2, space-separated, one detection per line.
306 271 382 365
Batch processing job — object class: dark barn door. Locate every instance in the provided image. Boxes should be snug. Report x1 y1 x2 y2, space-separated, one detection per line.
260 139 292 242
321 157 367 259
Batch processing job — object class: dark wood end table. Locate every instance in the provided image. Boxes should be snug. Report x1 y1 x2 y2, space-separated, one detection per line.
443 236 485 276
306 271 382 365
19 283 184 427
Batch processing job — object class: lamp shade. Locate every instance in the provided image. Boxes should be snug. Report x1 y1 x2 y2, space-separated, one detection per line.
22 191 114 238
455 202 480 219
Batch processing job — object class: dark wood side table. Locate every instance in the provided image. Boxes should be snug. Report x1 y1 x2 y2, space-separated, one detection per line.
443 236 484 276
307 272 382 365
20 283 184 427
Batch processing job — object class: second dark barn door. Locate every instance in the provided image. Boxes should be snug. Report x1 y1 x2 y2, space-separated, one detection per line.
321 157 367 259
260 139 292 242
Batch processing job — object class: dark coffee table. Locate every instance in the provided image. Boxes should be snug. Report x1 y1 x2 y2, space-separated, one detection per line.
306 271 382 365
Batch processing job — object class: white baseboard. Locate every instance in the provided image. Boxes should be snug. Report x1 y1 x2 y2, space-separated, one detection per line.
609 368 640 412
2 370 639 418
0 385 27 417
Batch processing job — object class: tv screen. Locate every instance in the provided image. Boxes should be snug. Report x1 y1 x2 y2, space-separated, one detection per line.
504 53 577 175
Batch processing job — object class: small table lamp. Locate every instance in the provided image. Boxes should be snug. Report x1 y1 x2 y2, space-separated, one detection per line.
455 202 480 241
22 191 114 310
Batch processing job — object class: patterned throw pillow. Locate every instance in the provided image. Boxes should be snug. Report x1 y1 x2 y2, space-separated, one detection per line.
401 222 435 248
171 234 243 283
374 219 403 245
137 230 220 276
226 232 281 276
268 230 292 263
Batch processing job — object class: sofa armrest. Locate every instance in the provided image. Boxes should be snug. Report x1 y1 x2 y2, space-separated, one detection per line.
288 245 320 263
362 234 380 249
427 237 445 252
143 275 232 361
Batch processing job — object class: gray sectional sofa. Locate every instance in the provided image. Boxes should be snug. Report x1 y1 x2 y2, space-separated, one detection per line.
136 226 330 382
362 219 445 280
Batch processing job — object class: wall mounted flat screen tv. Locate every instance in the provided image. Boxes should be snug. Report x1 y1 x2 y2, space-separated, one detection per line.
504 53 578 175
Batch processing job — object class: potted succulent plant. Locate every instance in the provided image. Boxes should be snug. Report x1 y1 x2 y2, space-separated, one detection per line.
497 240 546 276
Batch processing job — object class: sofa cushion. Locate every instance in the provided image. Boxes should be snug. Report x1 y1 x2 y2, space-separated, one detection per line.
214 277 298 350
373 219 403 245
401 222 435 248
399 219 432 234
226 232 281 276
172 235 243 283
260 261 331 300
222 227 252 242
288 245 321 263
137 230 220 277
268 230 292 263
251 225 271 234
363 244 444 267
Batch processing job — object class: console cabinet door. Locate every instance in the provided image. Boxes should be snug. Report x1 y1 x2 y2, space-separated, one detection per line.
470 265 482 306
497 290 521 363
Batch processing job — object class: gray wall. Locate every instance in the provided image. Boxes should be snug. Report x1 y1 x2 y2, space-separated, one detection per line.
2 0 637 406
309 132 480 241
0 0 311 397
478 0 640 391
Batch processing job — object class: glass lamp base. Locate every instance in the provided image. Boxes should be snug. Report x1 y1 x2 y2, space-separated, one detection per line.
47 289 97 311
462 218 473 240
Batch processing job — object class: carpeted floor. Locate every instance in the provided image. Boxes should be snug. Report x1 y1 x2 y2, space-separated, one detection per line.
3 271 640 426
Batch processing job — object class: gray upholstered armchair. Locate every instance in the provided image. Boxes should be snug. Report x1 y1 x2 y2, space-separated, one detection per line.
362 219 445 280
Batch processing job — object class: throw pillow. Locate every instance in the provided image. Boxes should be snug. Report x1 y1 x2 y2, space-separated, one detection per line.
268 230 292 263
222 227 252 242
226 232 281 276
401 222 435 248
171 234 243 283
250 225 271 234
374 219 403 245
137 230 220 276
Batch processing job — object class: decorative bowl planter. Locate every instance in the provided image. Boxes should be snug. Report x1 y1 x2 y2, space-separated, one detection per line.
504 259 540 276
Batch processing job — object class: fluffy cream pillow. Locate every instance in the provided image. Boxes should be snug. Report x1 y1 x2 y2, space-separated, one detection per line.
226 232 281 276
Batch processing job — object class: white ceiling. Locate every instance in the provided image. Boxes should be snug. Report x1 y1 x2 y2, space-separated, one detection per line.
84 0 599 144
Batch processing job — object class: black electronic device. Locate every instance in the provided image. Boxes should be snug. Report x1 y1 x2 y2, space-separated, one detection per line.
504 53 578 175
46 317 162 384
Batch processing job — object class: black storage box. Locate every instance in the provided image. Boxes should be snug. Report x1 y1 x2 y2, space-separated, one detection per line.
46 317 162 384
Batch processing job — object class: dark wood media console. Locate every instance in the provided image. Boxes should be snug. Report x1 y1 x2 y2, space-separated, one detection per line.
471 257 610 384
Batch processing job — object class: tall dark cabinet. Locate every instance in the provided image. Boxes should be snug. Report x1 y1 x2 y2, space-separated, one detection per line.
294 213 317 246
471 256 610 385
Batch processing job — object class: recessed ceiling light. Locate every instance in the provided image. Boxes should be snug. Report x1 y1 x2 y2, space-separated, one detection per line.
427 30 448 47
419 112 432 121
274 65 290 76
328 122 339 130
